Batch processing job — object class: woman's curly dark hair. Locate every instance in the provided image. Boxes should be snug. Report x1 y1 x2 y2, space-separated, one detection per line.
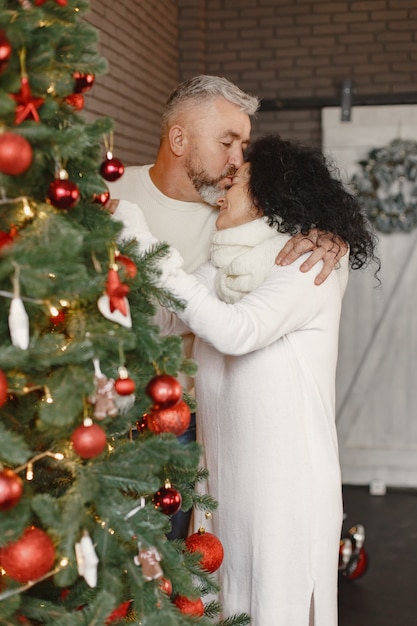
246 135 379 271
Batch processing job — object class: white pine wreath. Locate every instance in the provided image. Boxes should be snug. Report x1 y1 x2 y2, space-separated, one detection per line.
351 138 417 233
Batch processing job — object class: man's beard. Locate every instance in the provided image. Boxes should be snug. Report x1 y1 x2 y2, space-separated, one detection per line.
185 157 237 206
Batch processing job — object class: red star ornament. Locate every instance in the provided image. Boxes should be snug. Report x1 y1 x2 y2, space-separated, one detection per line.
106 268 130 315
10 76 44 125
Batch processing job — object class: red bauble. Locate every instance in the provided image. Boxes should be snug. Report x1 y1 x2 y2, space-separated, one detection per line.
115 253 137 278
0 468 23 511
185 529 224 573
0 368 8 407
114 376 135 396
153 484 182 516
48 178 80 210
49 308 66 327
93 190 110 206
100 156 124 182
71 422 107 459
0 132 32 176
147 400 190 437
146 374 182 409
0 30 11 73
173 595 205 617
345 547 369 580
159 577 172 595
64 93 84 110
73 72 95 93
136 414 148 433
0 526 55 583
0 230 15 251
105 600 131 624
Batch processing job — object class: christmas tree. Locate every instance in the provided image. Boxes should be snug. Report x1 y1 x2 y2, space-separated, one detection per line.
0 1 249 624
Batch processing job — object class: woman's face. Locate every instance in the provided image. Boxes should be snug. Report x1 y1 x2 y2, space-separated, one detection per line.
215 162 261 230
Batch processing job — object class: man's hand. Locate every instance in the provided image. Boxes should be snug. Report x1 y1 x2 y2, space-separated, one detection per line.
275 229 348 285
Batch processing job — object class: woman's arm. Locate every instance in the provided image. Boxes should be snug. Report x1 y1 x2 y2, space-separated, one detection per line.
160 258 347 356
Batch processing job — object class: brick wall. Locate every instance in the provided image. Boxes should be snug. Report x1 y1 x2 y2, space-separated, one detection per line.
85 0 180 165
82 1 417 162
177 0 417 146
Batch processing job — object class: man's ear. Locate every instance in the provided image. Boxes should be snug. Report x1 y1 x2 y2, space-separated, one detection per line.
169 125 187 156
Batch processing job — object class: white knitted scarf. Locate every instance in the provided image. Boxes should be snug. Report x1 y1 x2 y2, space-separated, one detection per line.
210 218 290 303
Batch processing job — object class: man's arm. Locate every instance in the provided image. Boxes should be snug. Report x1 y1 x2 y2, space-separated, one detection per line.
275 229 348 285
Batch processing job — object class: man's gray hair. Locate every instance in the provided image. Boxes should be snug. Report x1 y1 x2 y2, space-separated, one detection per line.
161 75 259 135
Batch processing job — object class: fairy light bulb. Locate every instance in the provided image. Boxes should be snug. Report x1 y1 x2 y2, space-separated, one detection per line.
22 197 33 218
26 462 34 480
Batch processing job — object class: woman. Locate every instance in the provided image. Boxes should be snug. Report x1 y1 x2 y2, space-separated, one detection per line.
132 136 378 625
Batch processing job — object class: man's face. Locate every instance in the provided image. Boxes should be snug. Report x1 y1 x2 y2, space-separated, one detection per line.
182 98 251 205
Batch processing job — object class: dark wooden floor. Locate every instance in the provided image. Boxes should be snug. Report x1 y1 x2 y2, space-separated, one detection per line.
339 485 417 626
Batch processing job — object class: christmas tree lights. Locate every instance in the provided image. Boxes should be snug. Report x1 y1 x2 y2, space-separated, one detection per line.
0 0 249 623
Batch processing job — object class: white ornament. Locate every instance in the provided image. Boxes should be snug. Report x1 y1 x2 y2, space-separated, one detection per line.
97 294 132 328
75 531 99 588
8 296 29 349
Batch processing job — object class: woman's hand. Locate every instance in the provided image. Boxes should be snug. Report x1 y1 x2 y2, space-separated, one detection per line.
275 229 348 285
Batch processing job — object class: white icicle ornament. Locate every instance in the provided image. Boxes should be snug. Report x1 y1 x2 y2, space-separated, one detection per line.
75 531 99 588
9 296 29 350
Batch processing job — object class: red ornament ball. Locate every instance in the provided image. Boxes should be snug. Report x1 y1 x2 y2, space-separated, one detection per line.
0 468 23 511
49 308 66 327
93 190 110 206
153 484 182 516
0 132 32 176
100 157 124 182
0 368 8 407
64 93 84 110
185 529 224 573
146 374 183 409
48 178 80 210
173 595 205 617
105 600 131 624
71 422 107 459
147 400 190 437
0 230 15 251
136 414 148 434
159 576 172 595
0 526 55 583
0 30 12 73
73 72 95 93
345 547 369 580
114 376 135 396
